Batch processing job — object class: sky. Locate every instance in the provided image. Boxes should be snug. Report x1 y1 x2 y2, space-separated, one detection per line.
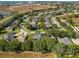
0 0 79 1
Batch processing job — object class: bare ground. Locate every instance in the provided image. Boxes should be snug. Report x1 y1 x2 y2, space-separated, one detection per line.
0 51 57 58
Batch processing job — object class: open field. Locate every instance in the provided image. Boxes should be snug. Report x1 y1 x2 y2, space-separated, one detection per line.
57 13 79 26
0 51 57 58
0 4 56 13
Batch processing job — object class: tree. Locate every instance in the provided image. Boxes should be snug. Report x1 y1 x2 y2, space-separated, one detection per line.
54 42 67 57
0 39 8 51
33 36 56 53
66 29 76 38
6 39 22 51
37 22 44 29
21 36 33 51
33 39 43 52
66 44 79 55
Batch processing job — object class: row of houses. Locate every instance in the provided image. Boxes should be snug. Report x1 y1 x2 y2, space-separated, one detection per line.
56 37 79 45
29 15 52 30
0 29 27 42
0 28 79 46
31 32 79 46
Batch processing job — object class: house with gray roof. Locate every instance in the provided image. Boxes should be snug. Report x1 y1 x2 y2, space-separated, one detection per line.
32 16 38 22
30 16 38 30
44 22 52 29
57 37 72 45
30 21 38 30
43 16 52 29
33 32 43 40
3 32 15 41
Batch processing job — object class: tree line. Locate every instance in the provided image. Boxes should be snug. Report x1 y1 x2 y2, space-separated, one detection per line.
0 35 79 57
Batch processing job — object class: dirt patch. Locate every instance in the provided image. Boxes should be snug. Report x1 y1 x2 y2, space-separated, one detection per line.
0 4 56 13
0 51 57 58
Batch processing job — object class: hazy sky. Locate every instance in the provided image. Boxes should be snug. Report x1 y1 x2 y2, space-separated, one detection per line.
0 0 78 1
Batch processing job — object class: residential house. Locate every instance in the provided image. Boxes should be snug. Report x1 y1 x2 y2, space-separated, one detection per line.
32 16 38 22
17 29 27 42
43 16 52 29
30 16 38 30
33 32 43 40
3 32 15 41
30 21 37 30
71 38 79 45
44 22 52 28
57 37 72 45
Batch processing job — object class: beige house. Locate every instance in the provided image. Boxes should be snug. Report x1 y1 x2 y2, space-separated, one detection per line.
71 38 79 45
17 29 27 42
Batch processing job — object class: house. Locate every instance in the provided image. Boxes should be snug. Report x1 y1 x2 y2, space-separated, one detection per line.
17 29 27 42
71 38 79 45
22 15 28 19
3 32 15 41
30 16 38 30
43 16 52 29
5 26 12 32
43 17 50 22
44 22 52 28
11 20 19 26
30 21 37 30
57 37 72 45
32 16 38 23
33 32 43 40
40 31 46 34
